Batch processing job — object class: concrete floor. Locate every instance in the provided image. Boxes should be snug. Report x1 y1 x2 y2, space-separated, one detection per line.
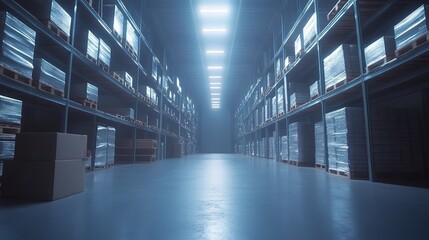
1 154 429 240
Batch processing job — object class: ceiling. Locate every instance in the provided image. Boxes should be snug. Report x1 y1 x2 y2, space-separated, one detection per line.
144 0 282 111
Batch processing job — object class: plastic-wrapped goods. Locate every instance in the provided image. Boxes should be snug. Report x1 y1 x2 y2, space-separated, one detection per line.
73 82 98 103
126 20 138 53
303 12 317 49
310 80 319 99
111 107 135 119
86 30 99 61
33 58 65 91
364 36 395 68
103 4 124 40
0 12 36 79
95 125 108 167
98 38 111 67
117 71 133 86
49 0 71 35
265 100 270 121
275 58 282 78
107 126 116 165
294 34 302 57
0 134 16 160
152 56 158 80
0 95 22 124
280 135 288 161
268 137 274 159
394 5 429 50
272 96 277 118
290 81 309 107
323 44 359 90
290 92 297 107
288 122 314 163
325 107 367 175
277 87 284 115
284 56 295 70
266 72 272 89
261 137 266 158
314 121 325 166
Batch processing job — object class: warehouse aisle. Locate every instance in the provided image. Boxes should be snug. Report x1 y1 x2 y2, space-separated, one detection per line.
1 154 429 240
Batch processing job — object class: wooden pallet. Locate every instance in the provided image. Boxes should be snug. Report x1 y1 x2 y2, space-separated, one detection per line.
0 66 33 86
327 0 347 21
76 98 97 110
86 54 97 65
44 20 70 43
315 163 326 169
125 42 138 61
98 61 109 73
135 119 144 126
278 112 285 117
290 103 302 111
366 55 394 73
329 168 368 179
36 82 64 97
113 30 123 44
112 71 125 84
310 93 320 101
395 31 429 58
0 124 21 134
289 161 315 167
124 82 135 93
325 77 350 93
115 114 126 120
295 49 303 59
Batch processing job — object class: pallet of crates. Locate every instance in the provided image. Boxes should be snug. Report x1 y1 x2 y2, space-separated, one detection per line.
314 121 325 169
288 122 314 167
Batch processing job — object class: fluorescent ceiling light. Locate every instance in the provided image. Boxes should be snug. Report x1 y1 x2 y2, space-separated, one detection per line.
212 97 221 101
211 92 221 96
206 50 225 54
209 76 222 79
200 8 228 13
203 28 227 33
212 106 220 109
210 86 221 89
208 66 223 69
210 82 221 85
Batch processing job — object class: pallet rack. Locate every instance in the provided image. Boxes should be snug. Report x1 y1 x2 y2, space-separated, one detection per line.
234 0 429 186
0 0 199 170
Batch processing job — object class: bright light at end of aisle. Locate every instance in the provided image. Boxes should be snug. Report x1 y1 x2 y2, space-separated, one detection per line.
200 8 229 14
206 50 225 54
208 66 223 70
211 92 221 96
209 82 221 85
202 28 227 33
209 76 222 79
210 86 221 89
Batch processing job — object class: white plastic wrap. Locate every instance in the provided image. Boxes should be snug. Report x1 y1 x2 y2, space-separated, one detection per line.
266 72 272 88
314 121 325 166
117 71 133 86
152 56 158 80
280 135 288 161
277 87 284 115
323 44 359 89
272 96 277 117
107 126 116 165
284 56 295 70
0 12 36 79
294 34 302 57
102 4 124 39
98 38 111 67
0 95 22 124
0 133 16 160
288 122 314 162
290 92 297 107
73 82 98 102
325 107 367 174
310 81 319 99
33 58 65 91
365 36 395 67
394 5 429 50
86 30 99 60
303 12 317 48
126 20 138 52
95 125 108 167
268 137 274 159
50 0 71 35
276 58 282 78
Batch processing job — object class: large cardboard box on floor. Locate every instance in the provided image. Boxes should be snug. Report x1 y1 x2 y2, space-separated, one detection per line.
14 132 87 161
1 159 84 201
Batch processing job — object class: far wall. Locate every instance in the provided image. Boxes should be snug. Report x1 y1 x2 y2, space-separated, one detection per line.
199 107 233 153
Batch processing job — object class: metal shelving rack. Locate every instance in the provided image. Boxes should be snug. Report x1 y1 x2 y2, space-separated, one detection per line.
0 0 199 170
234 0 429 185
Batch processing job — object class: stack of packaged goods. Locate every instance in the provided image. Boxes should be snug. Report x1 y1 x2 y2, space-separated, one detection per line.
266 72 273 90
310 81 319 99
277 86 284 115
271 96 277 118
37 0 71 37
0 95 22 176
0 12 36 79
103 4 124 41
261 137 266 158
314 121 325 167
280 135 288 161
94 125 116 168
289 82 309 108
364 36 395 70
303 13 317 49
288 122 314 165
275 58 282 79
2 133 87 200
394 5 429 51
72 82 98 104
33 58 66 92
268 136 274 159
325 107 368 177
284 56 295 71
98 39 111 70
86 30 99 62
294 34 303 57
323 44 359 91
125 20 138 56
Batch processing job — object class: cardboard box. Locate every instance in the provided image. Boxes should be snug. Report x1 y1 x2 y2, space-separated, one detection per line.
1 159 84 201
14 133 87 161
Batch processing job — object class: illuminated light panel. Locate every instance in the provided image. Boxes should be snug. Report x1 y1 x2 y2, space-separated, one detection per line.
209 76 222 79
212 106 220 109
202 28 227 33
211 92 221 96
208 66 223 70
210 82 221 85
210 86 221 89
211 98 221 101
206 50 225 54
200 8 229 14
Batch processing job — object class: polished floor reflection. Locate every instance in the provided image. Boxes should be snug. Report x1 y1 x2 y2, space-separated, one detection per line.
1 154 429 240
